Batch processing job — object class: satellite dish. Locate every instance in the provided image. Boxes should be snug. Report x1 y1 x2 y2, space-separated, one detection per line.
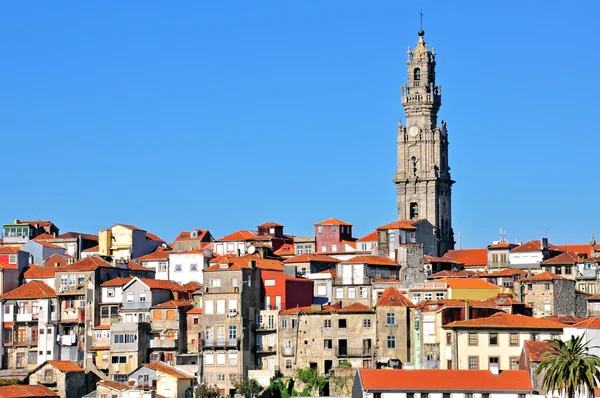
247 246 256 254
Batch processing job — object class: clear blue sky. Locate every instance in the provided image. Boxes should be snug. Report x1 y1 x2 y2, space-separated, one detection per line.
1 1 598 249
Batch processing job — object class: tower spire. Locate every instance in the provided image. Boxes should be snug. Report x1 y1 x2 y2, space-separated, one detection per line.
419 8 424 32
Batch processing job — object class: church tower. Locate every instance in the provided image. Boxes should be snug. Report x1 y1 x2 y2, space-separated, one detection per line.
394 29 455 256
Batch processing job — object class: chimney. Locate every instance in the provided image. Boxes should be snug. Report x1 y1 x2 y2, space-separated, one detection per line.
541 237 548 250
248 260 257 269
311 304 323 312
464 301 470 320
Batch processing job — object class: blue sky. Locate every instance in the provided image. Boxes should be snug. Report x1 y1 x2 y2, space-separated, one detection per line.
1 1 598 249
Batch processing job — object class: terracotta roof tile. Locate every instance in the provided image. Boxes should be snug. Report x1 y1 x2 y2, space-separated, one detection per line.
20 220 54 227
443 248 488 267
523 340 555 362
136 249 171 262
258 221 283 227
178 281 203 292
0 385 59 397
356 231 378 242
436 278 501 290
33 234 57 241
424 256 461 265
204 257 284 272
35 241 63 249
487 242 520 250
1 280 56 300
0 261 18 270
24 265 56 279
511 240 561 253
0 247 21 254
215 230 258 242
344 256 400 267
56 256 113 272
273 243 295 256
445 311 567 329
376 221 417 231
572 317 600 329
46 360 85 372
283 254 340 264
376 286 414 308
143 362 193 379
429 270 475 278
555 244 599 256
97 381 132 391
541 252 581 265
518 271 569 282
340 240 357 249
280 302 372 315
542 315 585 325
314 218 352 226
478 269 528 278
82 245 99 253
187 307 203 314
358 369 533 392
101 277 133 287
152 300 192 309
146 232 165 243
174 229 209 242
55 232 98 241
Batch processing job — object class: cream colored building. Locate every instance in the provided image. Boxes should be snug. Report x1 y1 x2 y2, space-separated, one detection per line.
98 224 163 261
442 312 565 371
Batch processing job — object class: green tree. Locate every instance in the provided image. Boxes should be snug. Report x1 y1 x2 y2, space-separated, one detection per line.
196 383 220 398
536 335 600 398
233 377 263 398
295 367 328 396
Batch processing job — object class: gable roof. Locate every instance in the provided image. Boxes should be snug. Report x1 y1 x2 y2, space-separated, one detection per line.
357 369 533 392
376 221 417 231
523 340 554 362
511 240 561 253
24 265 56 279
136 249 171 262
204 257 284 272
97 381 132 391
572 317 600 329
314 218 352 226
45 360 85 373
187 307 203 314
542 315 585 325
443 249 488 267
280 302 372 315
344 256 400 267
174 229 209 242
357 231 378 242
487 242 520 250
444 311 567 329
1 280 56 300
376 286 414 308
437 278 501 290
0 247 21 254
518 271 569 283
55 232 98 241
56 256 113 272
258 221 283 228
273 243 295 256
283 254 340 264
124 277 181 291
429 270 475 279
152 300 192 309
478 269 528 278
81 245 99 253
101 277 133 287
143 362 193 379
215 230 258 242
0 385 59 397
541 252 581 265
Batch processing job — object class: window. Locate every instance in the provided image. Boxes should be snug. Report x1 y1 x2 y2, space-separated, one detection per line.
324 339 332 349
468 333 478 346
410 202 419 219
280 319 287 329
331 226 337 233
465 394 473 398
386 312 396 326
317 225 323 233
229 351 237 366
228 326 237 339
446 332 452 345
107 288 115 297
217 353 226 366
205 353 214 366
335 288 344 299
158 262 167 272
489 357 499 369
424 292 432 300
8 254 16 264
435 292 444 300
166 310 175 320
347 288 356 299
530 333 539 341
210 279 221 288
489 333 498 346
363 319 371 328
216 300 225 314
468 356 479 370
565 266 572 275
305 246 312 254
78 274 85 284
193 317 199 325
285 360 292 369
414 68 421 80
126 293 134 303
323 319 331 328
69 274 76 286
387 336 396 348
175 264 182 272
296 247 303 255
60 275 68 286
360 287 368 298
510 356 519 370
338 319 347 328
139 291 146 302
114 334 124 344
510 333 519 346
190 263 198 271
527 284 533 291
412 293 421 303
291 319 297 329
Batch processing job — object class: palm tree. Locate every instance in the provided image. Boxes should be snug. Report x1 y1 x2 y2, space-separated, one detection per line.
536 335 600 398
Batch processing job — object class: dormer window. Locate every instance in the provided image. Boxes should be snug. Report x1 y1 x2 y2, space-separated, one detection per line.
191 231 198 238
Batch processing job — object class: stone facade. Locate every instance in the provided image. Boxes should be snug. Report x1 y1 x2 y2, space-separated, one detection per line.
517 274 586 317
394 30 454 255
29 361 88 398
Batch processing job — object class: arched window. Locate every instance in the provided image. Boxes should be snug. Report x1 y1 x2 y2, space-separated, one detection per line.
410 202 419 219
414 68 421 80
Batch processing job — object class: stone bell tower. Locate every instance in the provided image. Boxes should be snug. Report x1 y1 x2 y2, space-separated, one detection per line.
393 29 455 256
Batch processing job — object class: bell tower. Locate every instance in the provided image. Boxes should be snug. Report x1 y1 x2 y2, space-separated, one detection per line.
393 29 455 256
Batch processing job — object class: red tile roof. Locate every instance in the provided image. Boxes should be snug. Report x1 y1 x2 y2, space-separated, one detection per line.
487 242 520 250
146 233 165 243
344 256 400 267
572 317 600 329
56 256 113 272
1 280 56 300
204 257 284 272
356 231 377 242
443 248 488 267
424 256 461 265
115 224 141 231
280 302 372 315
178 281 203 292
478 269 527 278
523 340 554 362
340 240 357 249
542 315 585 325
24 265 56 279
283 254 340 264
273 244 295 256
101 277 133 287
518 271 568 282
0 261 17 270
555 244 598 256
314 218 352 226
429 270 475 279
511 240 561 253
82 245 99 253
376 221 417 231
35 241 63 249
174 229 209 241
55 232 98 241
479 293 529 307
0 385 59 397
444 311 567 329
0 247 20 253
258 221 283 228
33 234 57 241
127 261 153 272
437 278 501 290
136 249 171 262
215 230 258 242
46 360 85 372
358 369 533 392
89 345 110 351
152 300 192 309
136 278 181 291
20 220 54 228
97 381 132 391
143 362 193 378
541 252 580 265
187 307 203 314
376 286 414 308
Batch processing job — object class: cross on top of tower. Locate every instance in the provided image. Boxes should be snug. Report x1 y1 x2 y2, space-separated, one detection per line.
419 8 425 36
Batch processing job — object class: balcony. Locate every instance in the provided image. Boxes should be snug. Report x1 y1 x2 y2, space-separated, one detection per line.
255 345 276 354
202 338 239 348
281 348 294 357
16 313 34 322
57 285 86 295
252 323 276 332
58 334 77 346
15 339 37 347
121 301 151 311
335 347 373 357
149 339 177 349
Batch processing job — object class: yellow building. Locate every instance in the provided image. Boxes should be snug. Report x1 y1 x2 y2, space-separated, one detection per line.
439 278 507 301
98 224 163 261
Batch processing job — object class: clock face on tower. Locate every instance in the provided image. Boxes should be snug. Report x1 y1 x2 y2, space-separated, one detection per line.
409 125 420 137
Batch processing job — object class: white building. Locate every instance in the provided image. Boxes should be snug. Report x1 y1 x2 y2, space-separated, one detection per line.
166 250 211 284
